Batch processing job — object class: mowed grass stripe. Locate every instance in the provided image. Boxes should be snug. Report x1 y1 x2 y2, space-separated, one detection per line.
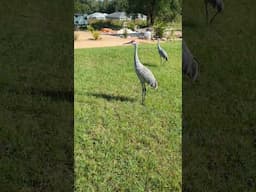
75 42 182 191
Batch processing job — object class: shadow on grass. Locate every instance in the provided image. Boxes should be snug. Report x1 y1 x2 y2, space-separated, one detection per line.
183 20 202 28
0 84 73 102
87 92 136 102
143 63 159 67
30 88 74 102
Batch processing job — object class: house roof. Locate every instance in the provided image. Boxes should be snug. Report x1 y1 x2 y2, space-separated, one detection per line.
106 12 127 19
87 12 107 19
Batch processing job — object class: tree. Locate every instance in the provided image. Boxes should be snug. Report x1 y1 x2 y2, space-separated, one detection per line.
74 0 181 24
127 0 181 25
127 0 157 25
74 0 128 14
105 0 128 12
156 0 182 23
74 0 90 13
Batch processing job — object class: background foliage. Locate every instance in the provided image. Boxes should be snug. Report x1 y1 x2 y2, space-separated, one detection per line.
74 0 182 25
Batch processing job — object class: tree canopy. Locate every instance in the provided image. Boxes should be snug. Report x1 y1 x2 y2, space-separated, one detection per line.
127 0 181 25
74 0 181 25
74 0 128 14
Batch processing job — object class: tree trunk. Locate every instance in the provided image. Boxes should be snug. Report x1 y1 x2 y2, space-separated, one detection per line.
147 12 154 26
147 0 156 26
150 14 154 25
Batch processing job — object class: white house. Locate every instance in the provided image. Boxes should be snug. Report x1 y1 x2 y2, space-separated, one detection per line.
106 12 128 21
136 13 147 21
87 12 107 21
74 13 88 27
129 13 147 21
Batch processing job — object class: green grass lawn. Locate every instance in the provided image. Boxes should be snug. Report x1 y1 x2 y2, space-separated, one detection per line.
0 1 73 191
183 1 256 191
183 0 256 128
75 42 182 191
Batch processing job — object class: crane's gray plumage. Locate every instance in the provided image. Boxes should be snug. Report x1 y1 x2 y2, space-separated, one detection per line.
126 40 158 104
157 39 168 64
205 0 224 24
182 41 199 81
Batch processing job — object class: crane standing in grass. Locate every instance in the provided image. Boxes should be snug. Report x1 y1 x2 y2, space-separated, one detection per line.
157 38 169 64
205 0 224 24
182 41 199 81
125 40 158 105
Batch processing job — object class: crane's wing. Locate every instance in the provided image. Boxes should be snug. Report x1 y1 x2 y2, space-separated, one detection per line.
182 41 193 74
191 57 200 81
216 0 224 11
182 41 199 81
159 46 169 60
137 66 158 89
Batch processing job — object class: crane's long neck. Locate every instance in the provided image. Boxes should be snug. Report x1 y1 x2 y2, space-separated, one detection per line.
134 44 140 67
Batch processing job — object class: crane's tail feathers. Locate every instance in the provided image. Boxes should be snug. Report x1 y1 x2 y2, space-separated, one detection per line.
193 56 201 66
151 81 158 89
192 57 200 81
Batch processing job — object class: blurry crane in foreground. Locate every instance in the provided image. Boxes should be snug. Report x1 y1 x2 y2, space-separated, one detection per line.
205 0 224 24
157 38 169 64
182 41 200 81
125 40 158 105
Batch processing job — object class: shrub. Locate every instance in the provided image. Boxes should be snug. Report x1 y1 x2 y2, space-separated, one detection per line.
111 20 123 29
86 24 101 40
127 22 136 31
153 22 166 38
87 25 94 33
92 31 100 40
87 20 148 31
88 20 123 30
140 20 147 27
134 20 148 28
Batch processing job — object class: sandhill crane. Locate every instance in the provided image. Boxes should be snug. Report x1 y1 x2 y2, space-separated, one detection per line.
182 41 199 81
125 40 158 105
157 38 169 64
205 0 224 24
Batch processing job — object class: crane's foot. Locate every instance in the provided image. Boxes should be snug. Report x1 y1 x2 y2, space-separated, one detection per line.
209 12 219 24
209 18 215 24
141 96 145 105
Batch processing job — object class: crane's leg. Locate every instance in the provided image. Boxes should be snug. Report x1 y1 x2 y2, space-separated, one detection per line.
209 11 219 24
205 1 209 24
163 58 167 64
141 84 146 105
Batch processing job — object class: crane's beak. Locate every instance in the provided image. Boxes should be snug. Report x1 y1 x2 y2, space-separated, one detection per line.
123 40 135 45
123 41 132 45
